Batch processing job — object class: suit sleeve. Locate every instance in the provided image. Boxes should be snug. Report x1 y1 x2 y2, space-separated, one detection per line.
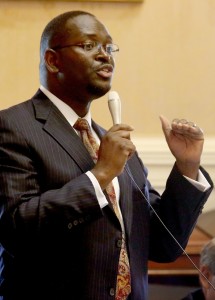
127 152 213 263
148 163 214 262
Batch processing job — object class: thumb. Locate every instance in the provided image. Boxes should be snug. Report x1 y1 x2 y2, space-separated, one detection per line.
159 115 171 139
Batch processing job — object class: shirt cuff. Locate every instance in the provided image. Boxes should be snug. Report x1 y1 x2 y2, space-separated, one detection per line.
184 170 211 192
86 171 108 208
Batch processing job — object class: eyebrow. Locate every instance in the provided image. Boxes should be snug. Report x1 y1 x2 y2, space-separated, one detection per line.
79 32 113 42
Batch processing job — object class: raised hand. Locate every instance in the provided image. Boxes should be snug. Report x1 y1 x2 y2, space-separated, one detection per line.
160 115 204 179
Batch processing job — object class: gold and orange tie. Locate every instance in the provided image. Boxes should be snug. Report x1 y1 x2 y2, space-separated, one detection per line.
74 118 131 299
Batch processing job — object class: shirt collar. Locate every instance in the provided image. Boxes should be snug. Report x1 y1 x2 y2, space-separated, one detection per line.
40 85 92 127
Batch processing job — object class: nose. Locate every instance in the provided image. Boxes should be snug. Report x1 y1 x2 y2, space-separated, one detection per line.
100 45 111 56
96 45 113 62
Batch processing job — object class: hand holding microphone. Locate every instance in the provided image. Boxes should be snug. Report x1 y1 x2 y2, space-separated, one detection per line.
92 91 135 186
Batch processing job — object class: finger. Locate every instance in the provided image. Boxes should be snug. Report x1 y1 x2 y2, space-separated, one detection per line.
159 115 171 138
172 118 198 128
109 123 134 133
113 130 132 140
171 118 204 139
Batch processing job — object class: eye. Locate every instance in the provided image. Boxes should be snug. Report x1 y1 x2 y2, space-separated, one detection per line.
106 44 113 54
106 44 119 54
83 42 96 51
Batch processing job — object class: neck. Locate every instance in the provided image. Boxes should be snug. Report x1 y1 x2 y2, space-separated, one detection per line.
63 99 91 117
42 83 92 117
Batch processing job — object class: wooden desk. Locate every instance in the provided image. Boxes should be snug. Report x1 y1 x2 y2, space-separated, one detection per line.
148 225 212 276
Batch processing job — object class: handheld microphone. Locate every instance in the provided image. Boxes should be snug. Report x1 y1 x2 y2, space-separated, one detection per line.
108 91 121 125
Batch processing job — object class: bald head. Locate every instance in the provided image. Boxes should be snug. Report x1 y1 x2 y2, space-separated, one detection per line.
39 11 96 80
40 11 95 58
200 237 215 275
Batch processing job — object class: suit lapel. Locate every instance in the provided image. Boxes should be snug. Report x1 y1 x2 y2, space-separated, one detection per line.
92 120 130 228
93 120 133 234
32 91 94 173
118 165 133 236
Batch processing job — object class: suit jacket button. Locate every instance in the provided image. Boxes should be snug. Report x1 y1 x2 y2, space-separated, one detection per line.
73 220 78 226
116 239 122 248
109 288 115 297
68 223 73 229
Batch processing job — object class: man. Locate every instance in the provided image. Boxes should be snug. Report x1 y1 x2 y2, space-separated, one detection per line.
0 10 213 300
182 238 215 300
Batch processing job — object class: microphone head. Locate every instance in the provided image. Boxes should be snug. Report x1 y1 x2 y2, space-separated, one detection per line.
108 91 121 125
108 91 120 102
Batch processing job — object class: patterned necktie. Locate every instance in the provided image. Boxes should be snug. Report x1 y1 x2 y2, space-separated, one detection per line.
73 118 131 299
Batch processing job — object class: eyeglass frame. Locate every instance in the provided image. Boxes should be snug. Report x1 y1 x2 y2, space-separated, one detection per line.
50 41 119 57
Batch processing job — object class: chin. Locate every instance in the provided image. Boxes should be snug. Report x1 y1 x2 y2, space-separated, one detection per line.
88 84 111 99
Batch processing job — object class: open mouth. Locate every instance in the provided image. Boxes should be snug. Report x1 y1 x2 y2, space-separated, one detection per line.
96 65 113 78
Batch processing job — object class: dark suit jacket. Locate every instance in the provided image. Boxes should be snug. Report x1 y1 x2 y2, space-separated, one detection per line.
0 90 213 300
181 288 205 300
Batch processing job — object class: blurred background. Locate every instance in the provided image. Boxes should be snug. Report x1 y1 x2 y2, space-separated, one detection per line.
1 0 215 136
1 1 215 298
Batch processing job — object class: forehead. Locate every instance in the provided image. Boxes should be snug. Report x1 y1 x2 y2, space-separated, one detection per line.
65 15 112 42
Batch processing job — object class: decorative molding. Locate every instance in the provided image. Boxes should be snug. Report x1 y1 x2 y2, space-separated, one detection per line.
132 136 215 213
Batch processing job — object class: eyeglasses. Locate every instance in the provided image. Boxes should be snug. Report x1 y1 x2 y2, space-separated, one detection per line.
51 41 119 57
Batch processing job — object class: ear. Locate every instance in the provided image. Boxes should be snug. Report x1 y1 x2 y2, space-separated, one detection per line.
199 265 212 289
44 49 60 73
